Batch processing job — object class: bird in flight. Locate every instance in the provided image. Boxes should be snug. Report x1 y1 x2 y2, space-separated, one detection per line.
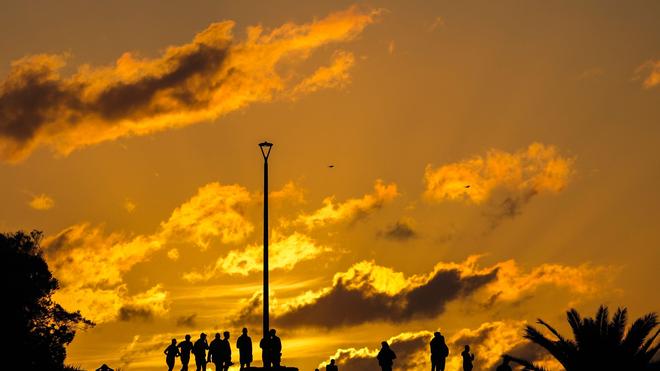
465 185 470 188
328 165 335 168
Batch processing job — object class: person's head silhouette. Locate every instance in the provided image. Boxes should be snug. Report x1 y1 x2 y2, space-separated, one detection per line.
242 327 248 335
464 345 470 351
215 333 221 340
223 331 230 339
434 331 441 338
381 341 389 348
330 359 336 365
171 338 177 345
185 334 191 341
200 333 207 339
269 328 277 337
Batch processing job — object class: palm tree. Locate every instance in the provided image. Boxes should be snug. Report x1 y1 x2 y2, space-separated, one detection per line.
512 306 660 370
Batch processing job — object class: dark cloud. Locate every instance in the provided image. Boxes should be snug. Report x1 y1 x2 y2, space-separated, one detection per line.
505 340 550 367
378 220 417 241
330 332 431 370
483 189 537 228
118 305 154 321
0 6 379 162
176 313 197 327
323 322 552 371
235 262 498 328
232 292 261 327
0 37 229 161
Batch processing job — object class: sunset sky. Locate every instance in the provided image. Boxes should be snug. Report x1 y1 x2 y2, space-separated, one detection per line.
2 1 660 370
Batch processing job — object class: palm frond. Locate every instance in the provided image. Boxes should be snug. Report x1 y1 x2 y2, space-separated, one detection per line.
504 354 547 371
624 313 659 356
537 318 567 342
524 325 571 368
596 305 610 337
567 309 583 339
640 328 660 356
609 307 628 345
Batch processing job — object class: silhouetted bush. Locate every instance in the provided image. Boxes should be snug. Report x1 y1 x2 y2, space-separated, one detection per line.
2 230 94 371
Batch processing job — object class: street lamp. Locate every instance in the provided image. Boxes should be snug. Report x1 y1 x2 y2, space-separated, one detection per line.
259 141 273 366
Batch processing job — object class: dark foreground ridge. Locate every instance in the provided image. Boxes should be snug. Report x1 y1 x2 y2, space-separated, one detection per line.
244 367 299 371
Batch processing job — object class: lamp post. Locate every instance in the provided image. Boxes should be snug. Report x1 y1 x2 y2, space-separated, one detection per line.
258 141 273 366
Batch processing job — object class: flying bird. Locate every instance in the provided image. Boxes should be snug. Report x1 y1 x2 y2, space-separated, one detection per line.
465 185 470 188
328 165 335 168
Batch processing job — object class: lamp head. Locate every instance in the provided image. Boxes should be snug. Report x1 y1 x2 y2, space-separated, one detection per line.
259 141 273 160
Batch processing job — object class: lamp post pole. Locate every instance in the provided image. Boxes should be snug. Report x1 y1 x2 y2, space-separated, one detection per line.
259 141 273 368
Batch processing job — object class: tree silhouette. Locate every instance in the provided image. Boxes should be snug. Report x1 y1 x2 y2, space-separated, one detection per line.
512 305 660 371
2 230 94 370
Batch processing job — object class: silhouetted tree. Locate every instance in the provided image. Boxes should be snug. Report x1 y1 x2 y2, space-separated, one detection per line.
2 230 94 370
513 305 660 371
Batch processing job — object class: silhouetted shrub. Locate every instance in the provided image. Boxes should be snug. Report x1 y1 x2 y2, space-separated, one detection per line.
2 230 94 371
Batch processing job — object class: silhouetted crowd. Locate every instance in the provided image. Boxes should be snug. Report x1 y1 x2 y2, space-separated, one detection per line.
162 328 281 371
155 328 497 370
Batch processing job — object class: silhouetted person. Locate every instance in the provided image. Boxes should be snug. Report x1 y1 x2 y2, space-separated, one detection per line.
193 333 209 371
178 334 194 371
270 329 282 368
208 333 223 371
461 345 474 371
236 328 253 369
430 331 449 371
165 339 180 371
326 358 338 371
496 355 512 371
96 364 114 371
220 331 233 370
377 341 396 371
260 334 269 368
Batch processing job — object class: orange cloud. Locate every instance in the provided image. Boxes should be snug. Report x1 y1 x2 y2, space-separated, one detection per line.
322 322 559 371
43 182 255 322
635 59 660 88
234 256 612 328
44 223 166 323
183 231 329 281
296 180 399 228
269 181 306 203
482 259 613 303
158 182 253 249
28 193 55 210
123 198 137 213
424 143 574 204
0 5 381 162
234 258 498 328
291 51 356 97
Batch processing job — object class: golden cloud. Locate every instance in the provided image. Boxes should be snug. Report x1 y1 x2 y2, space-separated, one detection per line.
322 321 559 371
269 181 306 203
158 182 253 249
320 331 432 370
424 143 574 204
44 223 166 322
124 198 137 213
234 256 612 328
28 193 55 210
635 59 660 88
296 180 399 228
291 50 355 97
235 258 498 328
0 5 381 162
483 258 613 303
184 231 329 281
43 182 255 322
